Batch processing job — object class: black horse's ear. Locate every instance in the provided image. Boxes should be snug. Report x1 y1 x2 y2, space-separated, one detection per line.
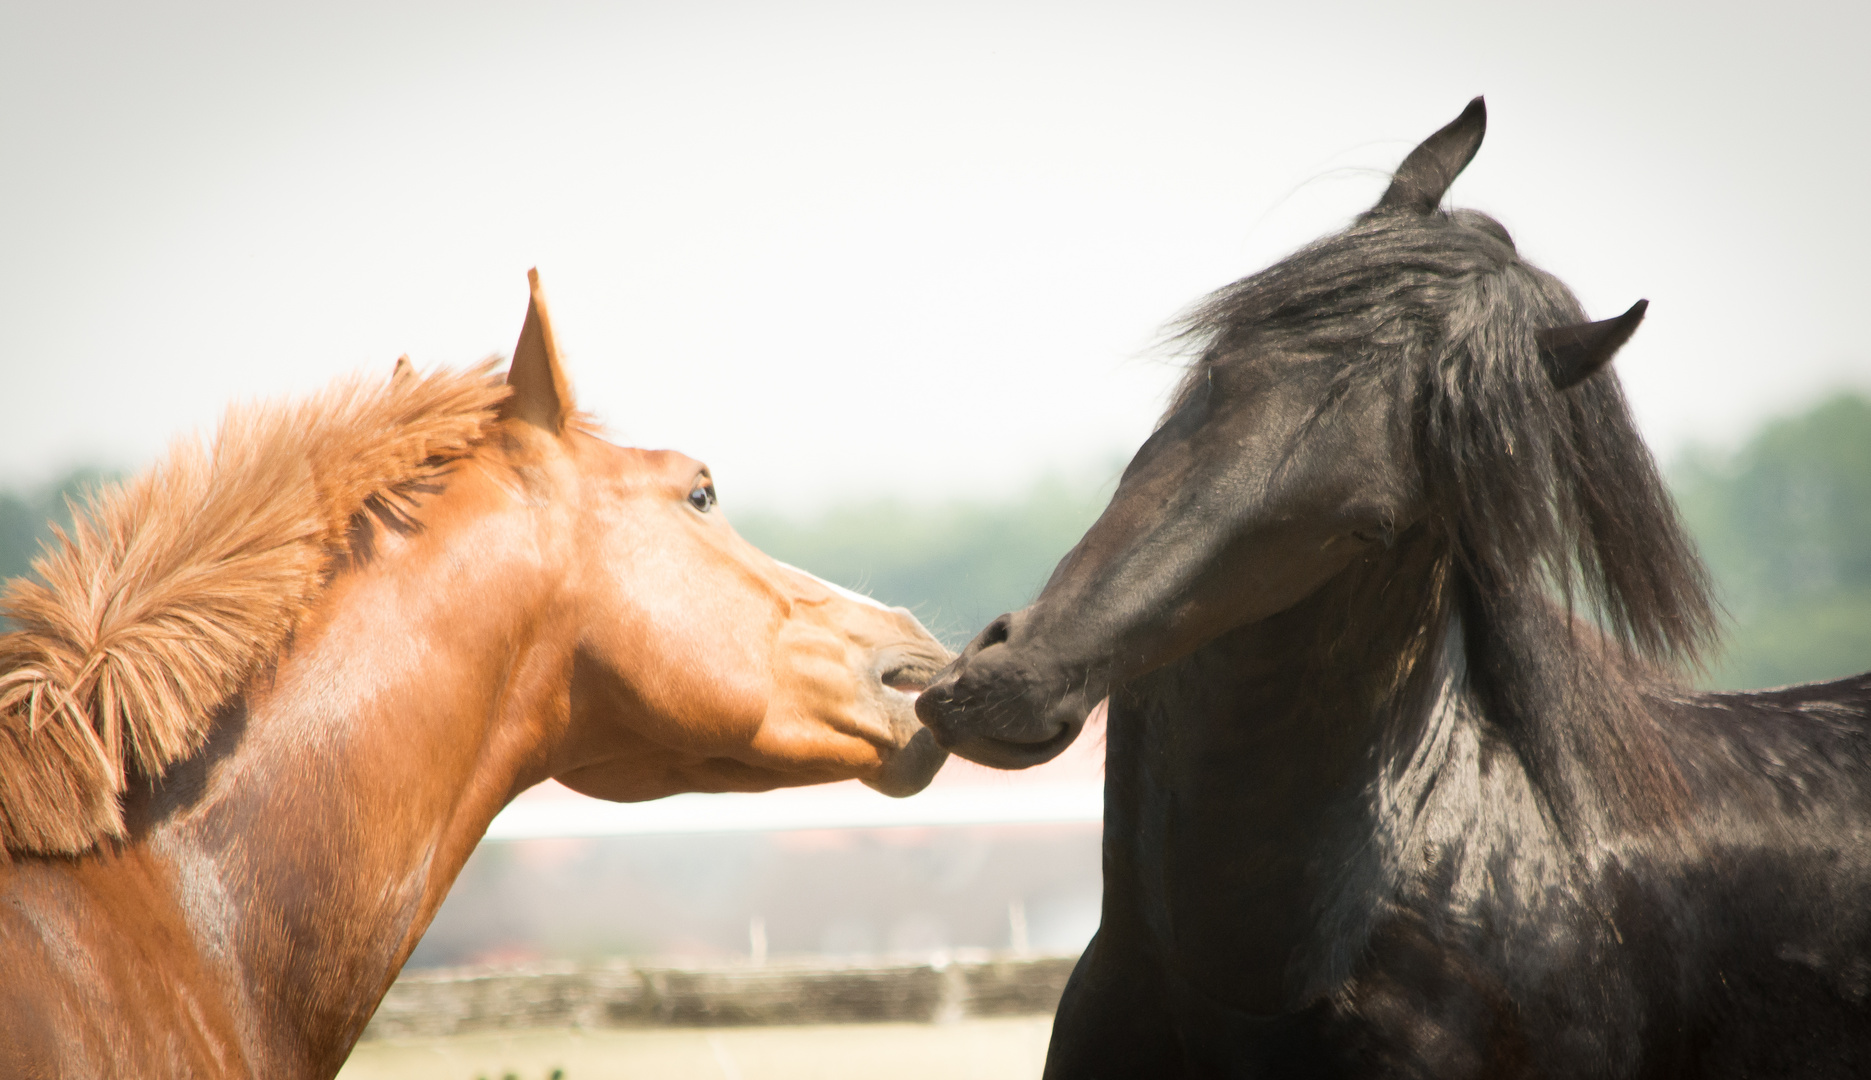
1375 97 1487 215
1539 300 1648 390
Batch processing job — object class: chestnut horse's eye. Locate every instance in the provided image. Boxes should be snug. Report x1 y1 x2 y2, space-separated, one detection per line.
688 483 717 513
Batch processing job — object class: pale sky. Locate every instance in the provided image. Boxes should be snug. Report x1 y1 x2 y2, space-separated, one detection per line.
2 0 1866 511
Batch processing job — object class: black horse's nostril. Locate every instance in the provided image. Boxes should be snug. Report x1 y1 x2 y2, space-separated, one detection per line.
978 613 1013 650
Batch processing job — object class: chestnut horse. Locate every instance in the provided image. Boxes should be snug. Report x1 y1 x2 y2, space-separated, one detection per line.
0 273 950 1078
920 101 1871 1076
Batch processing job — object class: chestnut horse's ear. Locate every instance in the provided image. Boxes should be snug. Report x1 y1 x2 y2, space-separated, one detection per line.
391 354 414 381
501 268 575 434
1375 97 1487 215
1540 300 1648 390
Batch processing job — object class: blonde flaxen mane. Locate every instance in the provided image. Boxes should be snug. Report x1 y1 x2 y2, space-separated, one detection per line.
0 363 511 857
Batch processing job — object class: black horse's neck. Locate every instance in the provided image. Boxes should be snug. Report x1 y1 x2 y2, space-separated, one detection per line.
1106 516 1693 1018
1105 524 1447 1010
1455 564 1691 842
1105 521 1669 1017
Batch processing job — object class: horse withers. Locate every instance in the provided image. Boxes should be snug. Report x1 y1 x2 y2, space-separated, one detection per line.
0 272 950 1079
918 100 1871 1077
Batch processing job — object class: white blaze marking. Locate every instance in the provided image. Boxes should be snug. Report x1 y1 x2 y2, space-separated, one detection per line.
775 561 894 611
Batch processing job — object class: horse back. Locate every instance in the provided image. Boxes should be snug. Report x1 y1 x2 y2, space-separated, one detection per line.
1284 673 1871 1078
1639 673 1871 1071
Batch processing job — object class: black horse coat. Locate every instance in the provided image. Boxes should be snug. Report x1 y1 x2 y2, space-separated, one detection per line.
918 98 1871 1078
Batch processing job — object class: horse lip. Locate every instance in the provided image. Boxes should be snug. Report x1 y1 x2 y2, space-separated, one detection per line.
934 723 1079 770
864 726 948 796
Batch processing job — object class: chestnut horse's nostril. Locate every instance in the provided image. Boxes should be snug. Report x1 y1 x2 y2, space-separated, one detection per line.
875 645 949 697
881 666 932 694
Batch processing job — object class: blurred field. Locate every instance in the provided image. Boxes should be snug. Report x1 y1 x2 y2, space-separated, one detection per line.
339 1017 1053 1080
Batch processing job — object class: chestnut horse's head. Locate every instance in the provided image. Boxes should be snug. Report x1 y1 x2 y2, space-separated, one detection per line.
498 273 950 800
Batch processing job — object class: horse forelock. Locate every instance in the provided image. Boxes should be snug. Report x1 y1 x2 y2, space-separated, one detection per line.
0 362 512 858
1170 211 1716 672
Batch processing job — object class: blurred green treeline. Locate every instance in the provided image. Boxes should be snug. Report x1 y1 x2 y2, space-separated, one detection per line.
1672 393 1871 689
0 468 109 585
731 471 1114 650
3 396 1867 690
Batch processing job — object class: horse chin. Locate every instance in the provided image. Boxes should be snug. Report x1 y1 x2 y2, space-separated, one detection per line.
861 725 949 797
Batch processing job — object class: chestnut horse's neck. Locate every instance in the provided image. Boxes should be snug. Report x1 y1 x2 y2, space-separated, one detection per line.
130 456 564 1076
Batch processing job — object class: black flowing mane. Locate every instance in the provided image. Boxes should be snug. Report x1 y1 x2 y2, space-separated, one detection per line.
1169 208 1716 669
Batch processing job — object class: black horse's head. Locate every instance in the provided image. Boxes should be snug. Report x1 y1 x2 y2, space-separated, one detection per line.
917 99 1709 768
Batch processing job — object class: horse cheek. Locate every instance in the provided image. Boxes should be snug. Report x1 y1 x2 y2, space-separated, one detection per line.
759 619 881 769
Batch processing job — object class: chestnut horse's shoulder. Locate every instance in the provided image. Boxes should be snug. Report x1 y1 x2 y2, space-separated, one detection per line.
1 854 255 1079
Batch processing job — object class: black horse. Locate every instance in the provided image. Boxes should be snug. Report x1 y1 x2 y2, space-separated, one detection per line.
917 99 1871 1078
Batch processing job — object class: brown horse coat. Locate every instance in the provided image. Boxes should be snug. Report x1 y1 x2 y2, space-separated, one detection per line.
0 273 950 1078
